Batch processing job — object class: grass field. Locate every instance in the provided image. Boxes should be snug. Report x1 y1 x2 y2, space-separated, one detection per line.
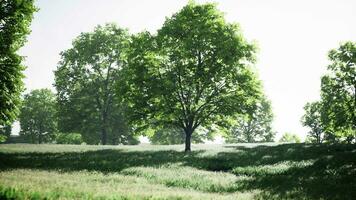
0 143 355 199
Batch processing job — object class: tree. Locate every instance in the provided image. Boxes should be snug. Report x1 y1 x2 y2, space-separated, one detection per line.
121 2 260 151
301 101 324 143
302 42 355 143
0 0 37 126
225 95 275 143
320 41 355 142
54 24 132 145
19 89 57 143
279 132 301 143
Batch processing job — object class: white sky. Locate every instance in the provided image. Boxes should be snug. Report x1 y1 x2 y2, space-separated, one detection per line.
17 0 356 141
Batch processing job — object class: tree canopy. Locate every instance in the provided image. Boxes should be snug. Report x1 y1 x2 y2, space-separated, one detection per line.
19 89 57 143
121 2 261 151
302 41 355 143
0 0 37 126
54 24 138 145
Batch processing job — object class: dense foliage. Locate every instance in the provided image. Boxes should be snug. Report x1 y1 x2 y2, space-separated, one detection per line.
121 2 261 151
0 0 36 126
302 42 355 143
18 89 57 143
54 24 137 145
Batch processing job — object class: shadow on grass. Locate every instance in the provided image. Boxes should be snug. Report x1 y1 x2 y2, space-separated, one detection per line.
0 143 355 199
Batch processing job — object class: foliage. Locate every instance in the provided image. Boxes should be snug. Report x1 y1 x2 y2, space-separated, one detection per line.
279 132 301 143
54 24 134 145
0 143 355 199
0 125 11 143
55 133 83 145
225 94 275 143
121 2 260 151
0 0 37 126
0 135 6 143
302 42 355 143
320 41 355 141
301 101 325 143
18 89 57 143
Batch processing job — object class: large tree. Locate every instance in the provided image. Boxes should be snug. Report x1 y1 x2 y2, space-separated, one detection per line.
0 0 36 126
19 89 57 144
302 42 355 143
225 95 275 143
121 2 260 151
54 24 133 145
320 41 355 141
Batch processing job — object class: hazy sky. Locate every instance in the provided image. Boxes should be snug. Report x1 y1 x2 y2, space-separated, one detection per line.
17 0 356 140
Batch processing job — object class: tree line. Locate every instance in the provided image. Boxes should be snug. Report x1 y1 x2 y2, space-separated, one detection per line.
1 2 276 150
1 1 354 149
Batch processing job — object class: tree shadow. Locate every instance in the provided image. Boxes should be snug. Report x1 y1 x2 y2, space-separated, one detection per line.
206 143 356 199
0 143 355 199
0 149 203 172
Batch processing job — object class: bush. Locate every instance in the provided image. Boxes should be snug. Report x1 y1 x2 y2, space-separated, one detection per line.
56 133 83 144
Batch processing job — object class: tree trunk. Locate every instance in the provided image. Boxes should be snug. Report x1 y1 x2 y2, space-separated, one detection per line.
101 127 107 145
38 133 42 144
185 130 192 152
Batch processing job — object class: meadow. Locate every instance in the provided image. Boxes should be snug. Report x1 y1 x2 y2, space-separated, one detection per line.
0 143 355 200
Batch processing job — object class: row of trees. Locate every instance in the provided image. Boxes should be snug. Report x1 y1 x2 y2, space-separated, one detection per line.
12 2 275 150
302 42 355 143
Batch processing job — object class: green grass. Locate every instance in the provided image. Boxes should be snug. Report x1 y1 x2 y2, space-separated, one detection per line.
0 143 355 199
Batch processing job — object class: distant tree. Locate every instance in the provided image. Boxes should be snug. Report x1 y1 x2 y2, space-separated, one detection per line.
120 2 260 151
319 41 355 142
0 0 37 126
279 132 301 143
106 106 140 145
301 101 324 143
19 89 57 143
54 24 132 145
225 95 275 143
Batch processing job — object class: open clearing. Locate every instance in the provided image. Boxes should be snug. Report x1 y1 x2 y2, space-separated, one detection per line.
0 143 355 199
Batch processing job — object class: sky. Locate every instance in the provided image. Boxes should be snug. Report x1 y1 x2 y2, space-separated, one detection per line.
15 0 356 141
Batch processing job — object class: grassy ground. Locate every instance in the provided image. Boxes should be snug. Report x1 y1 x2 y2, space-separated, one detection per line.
0 143 355 199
